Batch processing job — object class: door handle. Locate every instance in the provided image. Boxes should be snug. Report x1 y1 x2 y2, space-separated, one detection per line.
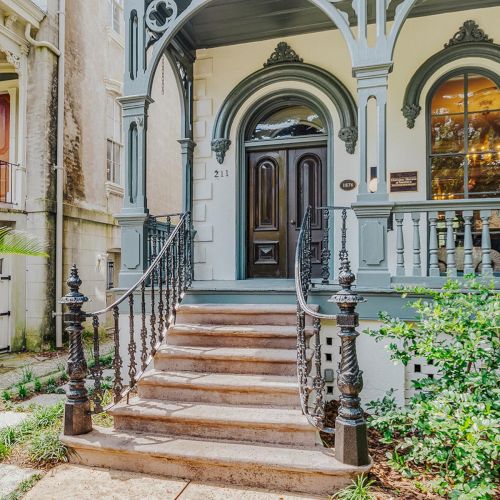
290 220 296 226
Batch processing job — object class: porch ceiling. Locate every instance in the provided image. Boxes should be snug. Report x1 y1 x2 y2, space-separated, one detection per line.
180 0 500 49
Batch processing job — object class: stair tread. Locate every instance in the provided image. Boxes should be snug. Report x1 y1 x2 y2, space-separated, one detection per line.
63 426 367 475
111 398 312 428
140 370 299 391
157 345 302 362
177 304 319 315
169 324 311 337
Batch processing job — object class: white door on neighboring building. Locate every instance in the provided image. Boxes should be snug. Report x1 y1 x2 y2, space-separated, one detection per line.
0 256 11 351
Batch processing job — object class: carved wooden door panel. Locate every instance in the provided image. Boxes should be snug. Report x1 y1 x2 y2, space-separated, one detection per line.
287 147 327 278
247 150 287 278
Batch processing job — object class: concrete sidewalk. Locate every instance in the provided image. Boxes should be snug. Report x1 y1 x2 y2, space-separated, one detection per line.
23 465 322 500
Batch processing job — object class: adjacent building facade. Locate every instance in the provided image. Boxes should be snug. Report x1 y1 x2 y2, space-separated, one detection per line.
0 0 182 352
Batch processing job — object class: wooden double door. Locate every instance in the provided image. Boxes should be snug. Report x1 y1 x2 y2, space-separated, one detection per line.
247 146 327 278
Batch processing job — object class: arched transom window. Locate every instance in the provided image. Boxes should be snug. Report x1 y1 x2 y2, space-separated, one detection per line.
249 105 326 141
429 70 500 199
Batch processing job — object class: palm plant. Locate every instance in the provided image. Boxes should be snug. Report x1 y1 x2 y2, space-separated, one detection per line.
0 227 48 256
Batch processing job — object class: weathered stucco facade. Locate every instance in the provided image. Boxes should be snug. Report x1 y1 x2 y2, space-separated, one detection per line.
0 0 181 351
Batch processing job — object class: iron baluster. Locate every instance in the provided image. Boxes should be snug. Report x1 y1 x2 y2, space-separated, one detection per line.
165 245 172 328
186 212 193 287
150 265 157 355
321 208 331 285
112 305 123 404
311 317 325 428
171 234 178 324
179 217 186 294
140 281 148 371
90 314 103 414
158 256 165 341
60 265 92 435
128 295 137 388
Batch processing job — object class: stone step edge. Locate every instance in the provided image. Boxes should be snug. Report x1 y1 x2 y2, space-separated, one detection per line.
168 324 314 338
109 399 314 431
62 427 370 476
177 304 319 315
138 371 300 393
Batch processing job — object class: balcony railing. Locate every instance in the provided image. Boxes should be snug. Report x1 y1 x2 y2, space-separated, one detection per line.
0 160 15 205
389 199 499 281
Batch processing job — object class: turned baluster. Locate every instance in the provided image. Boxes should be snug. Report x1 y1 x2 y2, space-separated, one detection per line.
428 211 440 277
321 208 331 284
463 210 474 275
445 210 457 277
411 212 422 277
480 210 493 276
395 213 405 276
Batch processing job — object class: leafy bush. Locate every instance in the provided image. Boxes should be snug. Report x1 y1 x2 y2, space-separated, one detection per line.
2 390 11 401
34 378 42 392
366 278 499 498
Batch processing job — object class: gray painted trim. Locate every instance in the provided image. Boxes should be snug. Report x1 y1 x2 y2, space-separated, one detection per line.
212 62 357 162
235 89 335 280
402 42 500 128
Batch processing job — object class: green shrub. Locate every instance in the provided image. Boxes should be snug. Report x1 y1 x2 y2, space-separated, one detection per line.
29 429 67 465
366 278 499 499
331 474 375 500
17 384 28 399
19 366 34 384
2 389 11 401
34 378 42 392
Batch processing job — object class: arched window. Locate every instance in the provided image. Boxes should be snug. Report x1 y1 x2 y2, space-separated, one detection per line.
428 70 500 199
249 105 326 141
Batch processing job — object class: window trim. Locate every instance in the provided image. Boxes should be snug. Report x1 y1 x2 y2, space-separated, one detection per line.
425 66 500 201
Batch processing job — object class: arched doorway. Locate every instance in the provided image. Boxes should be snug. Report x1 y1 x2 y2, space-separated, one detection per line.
242 95 330 279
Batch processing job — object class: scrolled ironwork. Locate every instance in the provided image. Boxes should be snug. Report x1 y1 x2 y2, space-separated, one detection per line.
60 212 193 418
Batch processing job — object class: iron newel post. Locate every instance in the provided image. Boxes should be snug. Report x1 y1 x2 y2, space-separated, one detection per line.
60 265 92 436
329 210 369 466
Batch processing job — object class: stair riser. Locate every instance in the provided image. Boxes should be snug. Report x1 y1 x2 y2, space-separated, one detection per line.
175 312 314 327
66 447 355 496
137 384 300 408
113 416 317 447
154 356 298 376
167 333 297 349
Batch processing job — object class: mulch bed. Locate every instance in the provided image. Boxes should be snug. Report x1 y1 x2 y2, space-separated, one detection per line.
321 401 441 499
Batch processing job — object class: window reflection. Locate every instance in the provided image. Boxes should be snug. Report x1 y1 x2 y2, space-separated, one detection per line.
250 105 326 141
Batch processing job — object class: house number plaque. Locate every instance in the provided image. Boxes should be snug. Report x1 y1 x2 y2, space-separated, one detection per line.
340 179 357 191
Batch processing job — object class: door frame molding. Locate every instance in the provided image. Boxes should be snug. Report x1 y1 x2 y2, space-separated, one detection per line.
235 89 334 280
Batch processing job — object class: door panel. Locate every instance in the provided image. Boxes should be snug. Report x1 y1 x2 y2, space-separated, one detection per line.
287 148 327 278
247 150 287 278
247 146 327 279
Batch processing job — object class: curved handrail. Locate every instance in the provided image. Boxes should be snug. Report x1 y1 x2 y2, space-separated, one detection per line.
294 209 337 321
90 212 188 316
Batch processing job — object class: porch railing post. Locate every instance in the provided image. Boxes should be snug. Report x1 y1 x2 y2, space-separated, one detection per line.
60 265 92 436
330 210 369 467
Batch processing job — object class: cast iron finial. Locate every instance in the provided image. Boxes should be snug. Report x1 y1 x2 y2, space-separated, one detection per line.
60 265 88 305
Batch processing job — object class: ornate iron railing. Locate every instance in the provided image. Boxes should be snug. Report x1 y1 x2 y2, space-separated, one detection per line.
295 206 369 466
61 212 193 431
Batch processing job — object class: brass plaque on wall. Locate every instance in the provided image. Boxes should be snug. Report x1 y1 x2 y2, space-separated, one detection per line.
340 179 357 191
390 171 418 192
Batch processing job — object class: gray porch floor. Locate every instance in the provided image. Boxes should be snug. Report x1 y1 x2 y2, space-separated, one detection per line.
191 279 297 292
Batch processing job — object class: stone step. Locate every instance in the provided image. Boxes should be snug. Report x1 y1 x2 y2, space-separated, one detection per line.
167 323 313 349
176 304 317 326
138 370 301 407
154 345 306 376
110 398 317 446
62 427 370 496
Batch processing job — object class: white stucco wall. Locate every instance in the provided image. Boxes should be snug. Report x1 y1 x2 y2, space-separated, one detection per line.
191 5 500 282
